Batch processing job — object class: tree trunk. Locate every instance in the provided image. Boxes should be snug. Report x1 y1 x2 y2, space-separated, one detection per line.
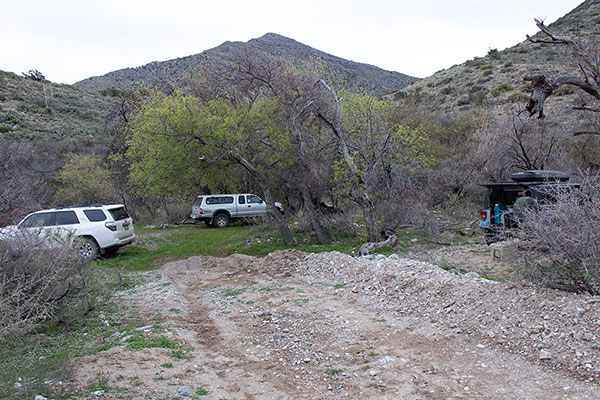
261 183 296 245
317 80 377 241
300 183 329 244
229 151 297 245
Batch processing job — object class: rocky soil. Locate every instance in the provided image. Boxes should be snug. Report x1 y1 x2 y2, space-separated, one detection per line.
75 250 600 399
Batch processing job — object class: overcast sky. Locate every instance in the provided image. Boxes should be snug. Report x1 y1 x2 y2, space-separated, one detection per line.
1 0 584 84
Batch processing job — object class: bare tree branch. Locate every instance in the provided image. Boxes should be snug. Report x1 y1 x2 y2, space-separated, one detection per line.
574 131 600 136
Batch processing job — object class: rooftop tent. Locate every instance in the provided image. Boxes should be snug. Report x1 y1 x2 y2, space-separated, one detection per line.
511 170 570 183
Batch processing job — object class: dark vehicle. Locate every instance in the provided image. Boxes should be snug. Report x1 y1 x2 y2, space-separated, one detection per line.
479 170 579 244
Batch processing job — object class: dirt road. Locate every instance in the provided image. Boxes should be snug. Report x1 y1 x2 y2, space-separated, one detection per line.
77 251 600 399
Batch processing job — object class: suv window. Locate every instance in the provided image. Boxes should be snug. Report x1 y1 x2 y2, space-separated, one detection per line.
193 197 203 207
55 211 79 225
108 207 130 221
21 212 55 228
206 196 234 205
84 209 107 222
247 195 262 204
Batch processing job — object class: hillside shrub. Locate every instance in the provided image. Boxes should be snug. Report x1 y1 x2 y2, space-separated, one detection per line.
456 97 470 106
491 83 514 97
0 233 107 341
508 93 530 103
440 86 455 95
517 175 600 295
554 86 577 96
487 48 500 60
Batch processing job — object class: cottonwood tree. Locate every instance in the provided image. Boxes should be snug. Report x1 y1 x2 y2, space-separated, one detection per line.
314 84 434 242
127 93 296 243
217 50 338 244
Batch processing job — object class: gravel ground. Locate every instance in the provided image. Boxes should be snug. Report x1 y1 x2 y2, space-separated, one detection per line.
74 250 600 399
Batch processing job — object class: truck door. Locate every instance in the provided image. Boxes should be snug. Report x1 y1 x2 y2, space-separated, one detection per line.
246 194 267 216
236 195 248 217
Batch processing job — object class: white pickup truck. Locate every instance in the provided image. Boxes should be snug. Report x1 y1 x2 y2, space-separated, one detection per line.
190 194 284 228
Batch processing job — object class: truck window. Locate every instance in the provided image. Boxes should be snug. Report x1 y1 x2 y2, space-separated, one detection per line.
247 195 262 204
193 197 203 207
238 195 245 204
55 211 79 225
84 209 107 222
108 207 130 221
206 196 234 205
20 212 55 228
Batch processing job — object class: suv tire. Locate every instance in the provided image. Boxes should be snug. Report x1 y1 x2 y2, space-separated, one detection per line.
80 237 100 259
213 213 230 228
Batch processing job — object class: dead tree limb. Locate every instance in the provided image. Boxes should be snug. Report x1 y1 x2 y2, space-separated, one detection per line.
358 231 397 256
574 131 600 136
524 19 600 119
524 75 600 118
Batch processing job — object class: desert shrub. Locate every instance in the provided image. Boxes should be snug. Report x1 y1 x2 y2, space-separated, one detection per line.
22 69 45 81
393 91 407 100
0 232 107 341
456 97 471 106
487 48 500 60
507 93 530 103
0 123 11 133
491 83 514 97
554 85 577 96
517 175 600 294
440 86 455 95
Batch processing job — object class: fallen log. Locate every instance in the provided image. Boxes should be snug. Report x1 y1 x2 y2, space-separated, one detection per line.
358 231 397 256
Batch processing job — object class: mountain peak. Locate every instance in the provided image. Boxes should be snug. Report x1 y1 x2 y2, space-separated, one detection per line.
74 34 418 94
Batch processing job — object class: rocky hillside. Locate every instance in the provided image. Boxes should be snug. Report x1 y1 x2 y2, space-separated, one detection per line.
396 0 597 116
74 33 419 96
0 70 119 139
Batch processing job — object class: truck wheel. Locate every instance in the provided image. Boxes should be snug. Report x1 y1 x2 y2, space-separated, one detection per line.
79 237 100 259
213 213 230 228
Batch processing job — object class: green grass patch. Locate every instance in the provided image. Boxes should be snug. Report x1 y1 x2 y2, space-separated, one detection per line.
99 225 361 272
124 332 180 350
0 303 133 399
326 368 343 375
220 287 247 298
196 386 210 395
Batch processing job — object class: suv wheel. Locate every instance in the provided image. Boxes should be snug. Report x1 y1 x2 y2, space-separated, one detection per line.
213 213 230 228
79 237 100 259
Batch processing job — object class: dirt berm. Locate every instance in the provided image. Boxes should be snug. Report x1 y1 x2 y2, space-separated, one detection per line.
77 250 600 399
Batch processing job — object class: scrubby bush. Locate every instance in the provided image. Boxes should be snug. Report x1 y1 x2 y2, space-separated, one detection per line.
0 233 107 341
491 83 514 97
517 175 600 294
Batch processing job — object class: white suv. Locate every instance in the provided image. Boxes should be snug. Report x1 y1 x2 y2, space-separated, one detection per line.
0 204 135 258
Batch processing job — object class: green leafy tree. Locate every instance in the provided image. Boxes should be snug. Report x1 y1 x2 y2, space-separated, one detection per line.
55 154 116 205
127 92 296 243
316 86 434 241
